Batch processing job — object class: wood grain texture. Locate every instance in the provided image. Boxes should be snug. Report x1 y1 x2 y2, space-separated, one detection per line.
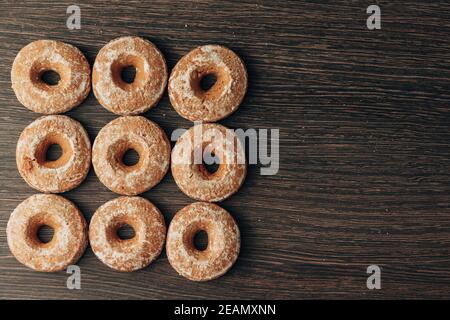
1 0 450 299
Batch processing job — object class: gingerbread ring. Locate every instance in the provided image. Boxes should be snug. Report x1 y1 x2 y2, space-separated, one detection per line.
7 194 88 272
11 40 90 114
89 196 166 272
16 115 91 193
93 36 168 115
166 202 240 281
171 123 246 202
168 45 247 122
93 116 170 195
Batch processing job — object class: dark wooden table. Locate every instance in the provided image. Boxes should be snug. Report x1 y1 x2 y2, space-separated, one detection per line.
1 0 449 300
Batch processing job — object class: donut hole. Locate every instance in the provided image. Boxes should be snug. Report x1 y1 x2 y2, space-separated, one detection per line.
191 66 231 98
196 144 223 178
25 215 59 248
40 70 61 86
37 225 54 244
30 61 70 90
45 144 63 162
107 219 140 247
116 223 136 240
182 223 214 258
202 152 220 175
193 230 209 251
35 134 73 169
122 148 140 167
111 55 147 90
120 65 137 84
111 139 147 172
200 73 217 91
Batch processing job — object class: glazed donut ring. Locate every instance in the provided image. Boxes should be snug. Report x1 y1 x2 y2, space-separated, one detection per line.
16 115 91 193
93 36 168 115
93 116 171 195
172 123 246 202
89 196 166 272
166 202 240 281
7 194 88 272
11 40 90 114
168 45 247 122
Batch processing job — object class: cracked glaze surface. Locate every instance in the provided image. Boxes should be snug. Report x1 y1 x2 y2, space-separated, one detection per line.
7 194 88 272
171 123 246 202
11 40 90 114
168 45 247 122
16 115 91 193
89 196 166 272
166 202 240 281
92 116 171 195
93 36 167 115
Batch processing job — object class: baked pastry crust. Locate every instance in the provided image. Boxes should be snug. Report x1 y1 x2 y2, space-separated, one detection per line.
93 36 167 115
11 40 90 114
89 196 166 272
168 45 247 122
171 123 246 202
166 202 240 281
16 115 91 193
7 194 88 272
92 116 170 195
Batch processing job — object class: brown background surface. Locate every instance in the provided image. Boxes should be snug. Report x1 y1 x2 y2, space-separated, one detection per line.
0 0 449 299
